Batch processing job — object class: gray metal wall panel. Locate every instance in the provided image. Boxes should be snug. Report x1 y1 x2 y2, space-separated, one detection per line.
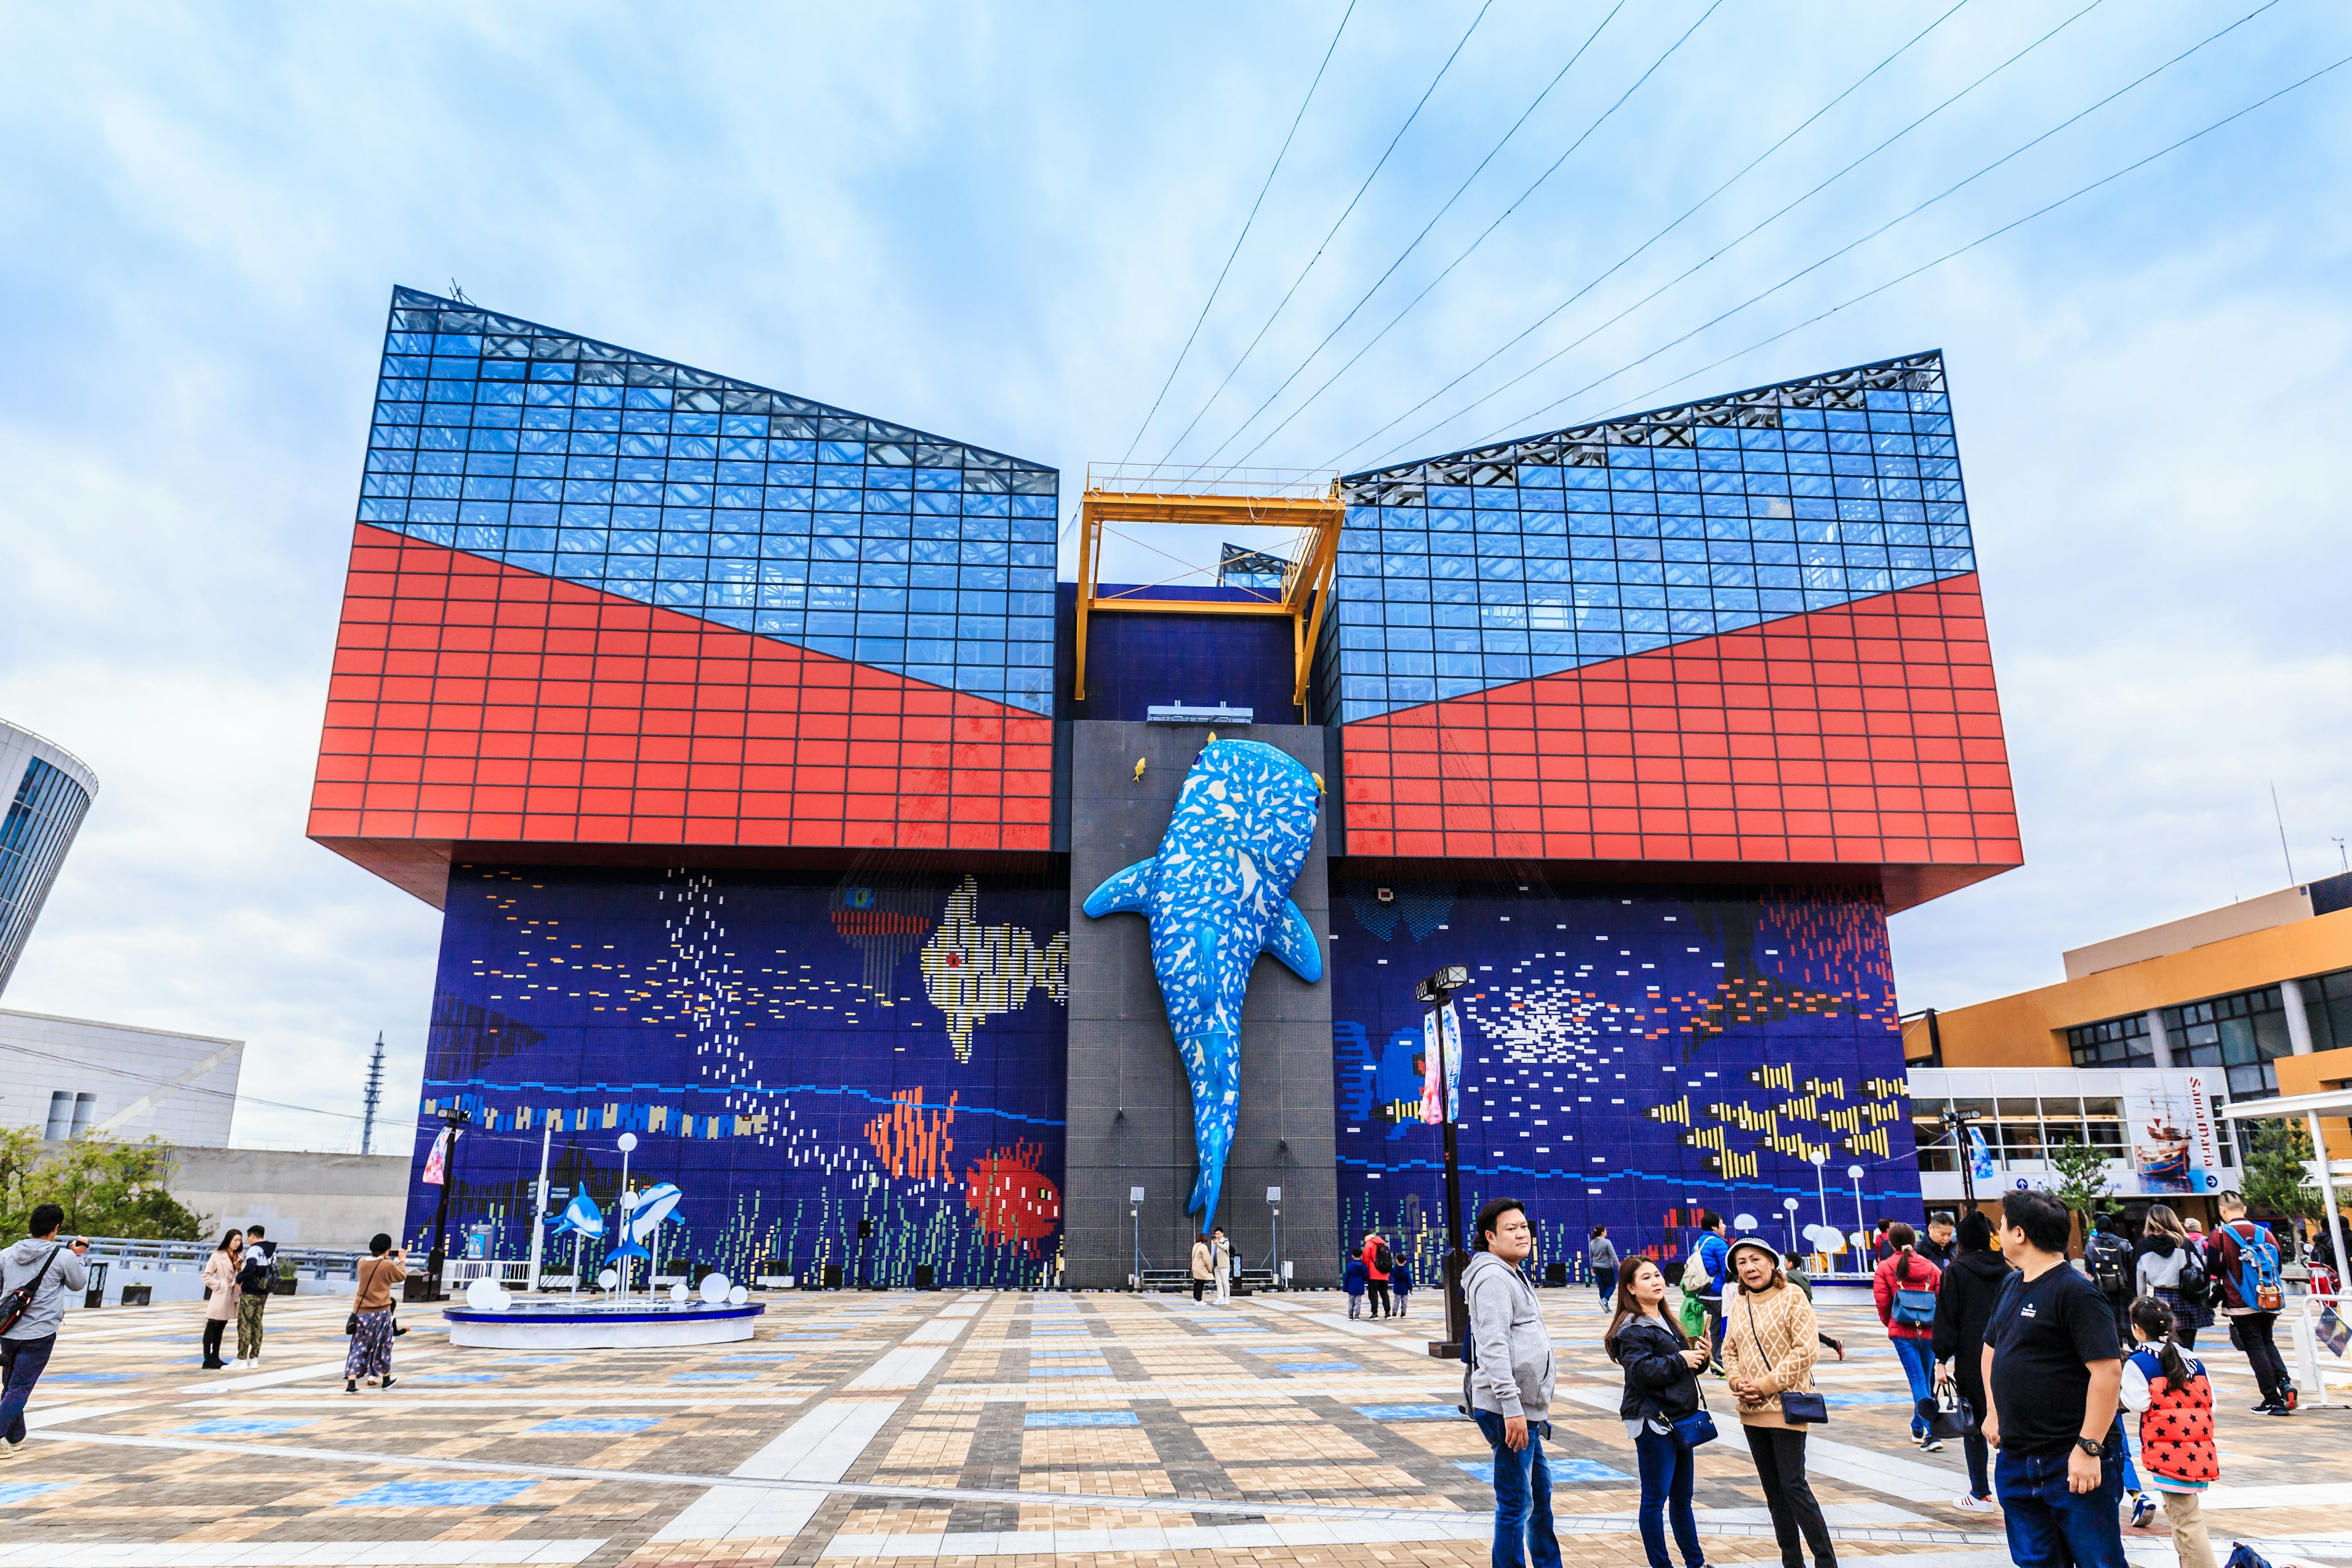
1063 720 1337 1289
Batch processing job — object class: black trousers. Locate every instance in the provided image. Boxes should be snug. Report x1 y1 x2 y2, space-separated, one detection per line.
201 1318 227 1365
1366 1281 1392 1316
2234 1311 2290 1403
1193 1279 1207 1302
1744 1425 1836 1568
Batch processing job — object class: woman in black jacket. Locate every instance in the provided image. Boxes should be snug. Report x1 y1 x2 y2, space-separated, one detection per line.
1608 1257 1711 1568
1928 1210 2011 1512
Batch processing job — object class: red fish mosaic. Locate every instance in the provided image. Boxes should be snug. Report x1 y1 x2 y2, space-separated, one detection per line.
966 1140 1060 1256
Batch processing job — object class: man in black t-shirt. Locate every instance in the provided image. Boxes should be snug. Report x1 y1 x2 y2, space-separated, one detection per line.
1981 1189 2127 1568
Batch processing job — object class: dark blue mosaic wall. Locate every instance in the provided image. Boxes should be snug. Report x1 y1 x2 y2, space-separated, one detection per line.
1330 878 1923 1284
406 865 1069 1287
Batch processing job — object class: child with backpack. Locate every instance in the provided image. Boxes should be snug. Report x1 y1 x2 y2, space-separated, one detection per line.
2208 1191 2293 1415
2120 1295 2219 1568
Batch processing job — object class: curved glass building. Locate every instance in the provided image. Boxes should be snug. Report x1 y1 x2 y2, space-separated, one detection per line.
0 722 97 996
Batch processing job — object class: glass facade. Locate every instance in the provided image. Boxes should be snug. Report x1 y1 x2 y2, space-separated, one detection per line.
0 749 95 995
1324 353 2017 880
1326 352 1972 723
314 289 1057 859
356 287 1058 715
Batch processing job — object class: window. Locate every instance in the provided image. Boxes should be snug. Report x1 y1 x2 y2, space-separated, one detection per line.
1994 1098 2043 1163
2067 1011 2152 1068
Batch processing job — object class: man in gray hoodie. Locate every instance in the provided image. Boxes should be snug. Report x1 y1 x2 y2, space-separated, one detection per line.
1463 1196 1561 1568
1 1203 91 1458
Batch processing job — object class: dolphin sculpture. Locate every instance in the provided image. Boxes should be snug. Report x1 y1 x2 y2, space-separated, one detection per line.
1082 737 1322 1227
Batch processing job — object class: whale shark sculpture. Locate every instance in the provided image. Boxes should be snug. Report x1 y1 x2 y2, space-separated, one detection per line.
1082 737 1322 1227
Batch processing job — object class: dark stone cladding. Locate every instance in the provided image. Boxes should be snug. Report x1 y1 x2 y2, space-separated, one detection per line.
1063 720 1338 1289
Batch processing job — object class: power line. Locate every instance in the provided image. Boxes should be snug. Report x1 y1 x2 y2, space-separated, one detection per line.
1205 0 1728 473
1370 0 2117 467
1593 50 2352 424
1485 0 2284 445
1115 0 1359 467
1154 0 1573 470
1324 0 1974 472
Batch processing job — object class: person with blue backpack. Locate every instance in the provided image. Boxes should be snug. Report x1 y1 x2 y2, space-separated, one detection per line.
1871 1221 1943 1450
2207 1191 2292 1416
1683 1212 1731 1370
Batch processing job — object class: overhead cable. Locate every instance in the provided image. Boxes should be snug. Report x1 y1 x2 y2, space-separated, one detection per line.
1369 0 2122 466
1482 0 2285 443
1154 0 1582 470
1204 0 1727 473
1593 51 2352 426
1115 0 1359 467
1323 0 1973 471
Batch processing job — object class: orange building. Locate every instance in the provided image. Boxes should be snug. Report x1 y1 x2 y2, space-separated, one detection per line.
1910 873 2352 1169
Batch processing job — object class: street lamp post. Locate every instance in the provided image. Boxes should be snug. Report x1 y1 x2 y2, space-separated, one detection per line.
1942 1106 1983 1212
423 1105 472 1302
1809 1152 1830 1265
1781 1197 1801 1256
1847 1164 1868 1262
1267 1186 1283 1291
1129 1186 1145 1291
1417 964 1471 1359
615 1131 638 1301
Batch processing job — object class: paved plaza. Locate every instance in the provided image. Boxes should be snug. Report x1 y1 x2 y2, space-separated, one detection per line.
6 1288 2347 1567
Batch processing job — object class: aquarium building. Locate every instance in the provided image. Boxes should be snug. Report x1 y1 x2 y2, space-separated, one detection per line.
311 287 2018 1289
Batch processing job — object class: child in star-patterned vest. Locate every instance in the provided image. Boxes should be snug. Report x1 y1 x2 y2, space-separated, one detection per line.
2120 1296 2218 1568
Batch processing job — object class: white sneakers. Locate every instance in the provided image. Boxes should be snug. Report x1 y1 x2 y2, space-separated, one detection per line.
1951 1494 1995 1513
0 1439 23 1462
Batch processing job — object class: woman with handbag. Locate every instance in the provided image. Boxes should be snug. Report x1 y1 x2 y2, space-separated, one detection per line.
1720 1237 1836 1568
1871 1221 1944 1450
2135 1205 2212 1350
1928 1210 2010 1513
343 1233 406 1394
198 1230 243 1370
1606 1257 1712 1568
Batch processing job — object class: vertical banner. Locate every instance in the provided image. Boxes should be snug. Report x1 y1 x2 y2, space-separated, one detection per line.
1440 999 1463 1125
1967 1125 1995 1183
421 1126 451 1186
1420 1009 1445 1125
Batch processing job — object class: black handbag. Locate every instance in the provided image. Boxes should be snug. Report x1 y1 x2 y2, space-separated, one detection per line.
345 1312 360 1336
1744 1295 1828 1424
1928 1375 1978 1439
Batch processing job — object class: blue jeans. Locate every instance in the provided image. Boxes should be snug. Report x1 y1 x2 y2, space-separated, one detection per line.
1891 1336 1935 1437
1995 1438 2127 1568
0 1334 55 1446
1471 1409 1564 1568
1634 1423 1705 1568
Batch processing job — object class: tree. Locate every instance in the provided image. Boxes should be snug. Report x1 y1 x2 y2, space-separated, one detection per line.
0 1133 205 1241
2240 1119 2322 1226
2048 1137 2114 1248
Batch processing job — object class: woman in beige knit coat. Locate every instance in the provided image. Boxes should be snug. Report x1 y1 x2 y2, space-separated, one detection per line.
1720 1236 1836 1568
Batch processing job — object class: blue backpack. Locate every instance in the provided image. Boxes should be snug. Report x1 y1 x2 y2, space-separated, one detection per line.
2224 1221 2283 1312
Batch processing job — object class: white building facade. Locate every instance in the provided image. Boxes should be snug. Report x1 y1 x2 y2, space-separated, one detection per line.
1 1006 244 1148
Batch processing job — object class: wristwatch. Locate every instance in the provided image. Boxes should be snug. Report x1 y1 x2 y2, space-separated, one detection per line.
2074 1437 2103 1459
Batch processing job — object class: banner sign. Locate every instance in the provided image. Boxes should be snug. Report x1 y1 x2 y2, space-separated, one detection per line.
1420 1009 1445 1126
2123 1071 2225 1196
421 1126 452 1186
1440 999 1463 1124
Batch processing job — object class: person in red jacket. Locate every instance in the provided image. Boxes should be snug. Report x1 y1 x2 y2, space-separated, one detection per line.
1361 1232 1393 1319
1872 1221 1943 1450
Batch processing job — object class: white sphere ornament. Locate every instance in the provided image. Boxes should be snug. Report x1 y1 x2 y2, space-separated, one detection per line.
728 1285 749 1305
700 1272 731 1305
617 1132 639 1152
464 1277 506 1311
597 1268 619 1291
669 1281 690 1304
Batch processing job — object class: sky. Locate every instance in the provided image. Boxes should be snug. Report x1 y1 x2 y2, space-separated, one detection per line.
2 1 2348 1150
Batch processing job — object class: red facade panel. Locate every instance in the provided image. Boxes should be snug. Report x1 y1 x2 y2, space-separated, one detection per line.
308 525 1052 899
1338 575 2019 910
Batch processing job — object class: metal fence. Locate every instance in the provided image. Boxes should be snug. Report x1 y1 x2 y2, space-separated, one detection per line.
77 1237 370 1281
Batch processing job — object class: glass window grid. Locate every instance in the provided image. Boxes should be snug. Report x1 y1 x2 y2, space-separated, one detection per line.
1322 354 1972 725
1911 1094 2127 1175
361 289 1058 716
0 756 94 989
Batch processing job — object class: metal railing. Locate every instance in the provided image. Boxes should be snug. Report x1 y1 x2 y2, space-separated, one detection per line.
75 1237 369 1280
